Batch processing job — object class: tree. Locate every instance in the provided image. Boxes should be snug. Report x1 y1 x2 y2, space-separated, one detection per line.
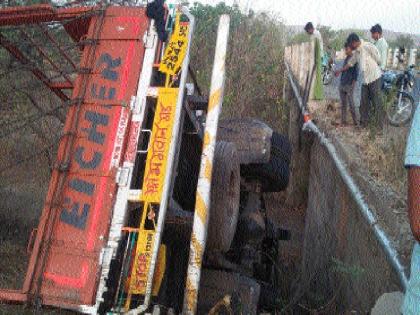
289 32 308 45
288 26 366 52
329 29 366 51
318 25 337 48
189 2 288 130
389 34 415 49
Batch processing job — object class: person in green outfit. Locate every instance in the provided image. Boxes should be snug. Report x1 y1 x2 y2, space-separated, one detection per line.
304 22 324 100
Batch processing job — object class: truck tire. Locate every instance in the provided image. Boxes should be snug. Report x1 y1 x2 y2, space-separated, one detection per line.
218 118 272 165
207 141 240 253
241 132 291 192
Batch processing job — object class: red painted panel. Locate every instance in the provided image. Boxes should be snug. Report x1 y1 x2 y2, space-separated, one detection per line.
24 6 148 307
0 4 94 27
99 16 148 40
76 42 143 104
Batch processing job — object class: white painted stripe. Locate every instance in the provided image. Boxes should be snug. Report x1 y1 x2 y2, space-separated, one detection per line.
183 14 230 315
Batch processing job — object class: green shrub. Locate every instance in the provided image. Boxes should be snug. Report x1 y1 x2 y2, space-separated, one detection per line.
190 2 288 131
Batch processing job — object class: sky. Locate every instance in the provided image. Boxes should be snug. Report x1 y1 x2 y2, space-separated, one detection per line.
193 0 420 35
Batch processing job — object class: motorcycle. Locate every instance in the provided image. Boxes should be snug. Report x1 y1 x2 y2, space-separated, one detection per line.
383 65 416 126
321 52 334 85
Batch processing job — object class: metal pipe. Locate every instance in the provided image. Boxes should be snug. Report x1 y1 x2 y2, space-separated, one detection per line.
127 7 196 315
285 61 408 290
19 28 73 84
0 32 69 101
182 14 230 315
37 24 77 70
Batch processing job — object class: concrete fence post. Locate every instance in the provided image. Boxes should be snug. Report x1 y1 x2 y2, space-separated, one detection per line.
291 44 297 78
299 43 305 88
306 42 312 87
386 48 393 69
290 45 294 75
285 46 291 64
408 48 417 66
308 40 315 100
392 49 399 69
293 44 298 78
303 42 310 89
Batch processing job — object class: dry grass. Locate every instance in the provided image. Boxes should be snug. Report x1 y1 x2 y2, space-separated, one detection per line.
0 241 28 290
311 100 408 196
359 128 408 194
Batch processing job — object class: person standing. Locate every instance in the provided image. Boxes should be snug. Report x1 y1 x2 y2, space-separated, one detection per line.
339 42 358 126
304 22 324 57
304 22 324 100
370 24 389 71
401 106 420 315
334 33 383 128
146 0 168 42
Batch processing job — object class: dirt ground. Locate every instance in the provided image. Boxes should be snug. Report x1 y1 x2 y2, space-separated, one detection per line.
265 192 306 304
310 99 409 196
0 140 74 314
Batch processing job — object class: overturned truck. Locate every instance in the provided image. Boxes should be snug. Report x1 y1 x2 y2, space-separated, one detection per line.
0 3 291 314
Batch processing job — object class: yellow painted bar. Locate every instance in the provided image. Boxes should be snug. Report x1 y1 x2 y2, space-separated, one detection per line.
127 88 179 298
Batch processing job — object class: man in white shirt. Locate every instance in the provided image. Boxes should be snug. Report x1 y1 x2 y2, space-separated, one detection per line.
334 33 383 128
370 24 389 71
304 22 324 57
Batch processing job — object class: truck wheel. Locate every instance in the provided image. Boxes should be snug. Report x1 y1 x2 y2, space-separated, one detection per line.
207 141 240 253
242 132 291 192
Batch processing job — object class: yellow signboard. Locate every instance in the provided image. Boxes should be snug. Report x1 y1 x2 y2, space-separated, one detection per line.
159 14 189 76
129 88 178 296
141 88 179 202
129 230 166 296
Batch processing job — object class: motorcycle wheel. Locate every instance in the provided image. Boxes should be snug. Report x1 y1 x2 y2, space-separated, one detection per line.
386 91 415 127
322 69 333 85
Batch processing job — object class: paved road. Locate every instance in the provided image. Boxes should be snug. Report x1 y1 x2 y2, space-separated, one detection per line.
324 60 420 108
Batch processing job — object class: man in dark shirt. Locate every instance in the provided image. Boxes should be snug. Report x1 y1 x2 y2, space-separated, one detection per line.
339 42 359 125
146 0 168 42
